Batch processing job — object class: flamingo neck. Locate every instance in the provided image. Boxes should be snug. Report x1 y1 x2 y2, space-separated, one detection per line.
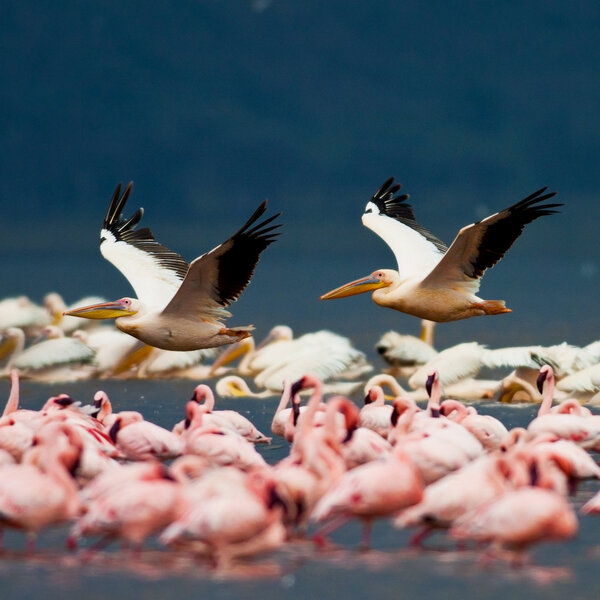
3 369 20 416
440 399 467 422
194 385 215 412
537 373 555 416
426 379 442 417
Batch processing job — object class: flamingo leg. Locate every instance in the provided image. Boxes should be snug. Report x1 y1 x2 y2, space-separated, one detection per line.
25 532 37 555
359 519 373 550
312 515 351 547
81 534 115 561
408 526 434 547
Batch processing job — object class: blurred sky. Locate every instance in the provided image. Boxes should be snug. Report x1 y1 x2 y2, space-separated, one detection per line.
1 1 599 353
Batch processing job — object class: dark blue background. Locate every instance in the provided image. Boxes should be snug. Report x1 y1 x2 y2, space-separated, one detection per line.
2 1 599 352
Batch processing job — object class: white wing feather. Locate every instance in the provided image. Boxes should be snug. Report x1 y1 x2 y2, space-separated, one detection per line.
100 228 183 311
13 338 95 370
362 209 444 280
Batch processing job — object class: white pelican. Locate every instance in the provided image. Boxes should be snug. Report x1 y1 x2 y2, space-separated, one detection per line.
210 325 371 393
136 347 218 379
320 177 561 321
71 327 153 378
216 375 275 398
64 182 281 350
375 326 438 377
0 326 95 381
0 296 50 337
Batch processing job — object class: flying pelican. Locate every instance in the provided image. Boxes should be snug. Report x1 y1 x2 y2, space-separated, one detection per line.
64 182 281 350
320 177 561 322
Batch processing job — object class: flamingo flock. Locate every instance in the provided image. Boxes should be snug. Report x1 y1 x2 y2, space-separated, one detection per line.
0 364 598 569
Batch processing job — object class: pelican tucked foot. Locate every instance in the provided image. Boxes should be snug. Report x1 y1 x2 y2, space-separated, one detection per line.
219 327 254 341
470 301 512 316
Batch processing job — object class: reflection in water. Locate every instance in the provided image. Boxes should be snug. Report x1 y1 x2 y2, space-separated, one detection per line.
0 525 578 587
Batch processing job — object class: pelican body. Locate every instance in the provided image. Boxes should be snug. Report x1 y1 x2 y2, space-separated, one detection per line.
321 178 561 322
65 183 281 351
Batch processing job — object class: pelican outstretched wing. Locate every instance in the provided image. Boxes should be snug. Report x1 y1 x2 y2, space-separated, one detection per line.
361 177 447 280
421 187 561 293
100 182 189 310
162 201 281 319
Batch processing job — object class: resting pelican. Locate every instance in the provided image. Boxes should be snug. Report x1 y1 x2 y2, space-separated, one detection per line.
0 296 50 337
64 182 281 350
210 325 371 393
0 326 95 381
320 177 561 321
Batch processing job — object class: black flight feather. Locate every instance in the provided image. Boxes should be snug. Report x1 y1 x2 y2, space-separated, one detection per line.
368 177 448 253
214 200 282 306
101 182 189 281
467 187 562 279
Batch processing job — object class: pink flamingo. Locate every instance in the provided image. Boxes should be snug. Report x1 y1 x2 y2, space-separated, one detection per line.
91 390 116 427
0 418 35 462
71 463 187 551
395 453 518 545
270 378 332 441
389 396 479 484
449 486 578 557
183 401 267 470
287 375 347 481
108 411 184 461
321 395 392 469
311 444 423 547
0 422 82 552
440 399 508 451
528 365 600 448
404 372 484 461
188 383 271 443
271 376 347 531
160 469 286 566
358 385 394 438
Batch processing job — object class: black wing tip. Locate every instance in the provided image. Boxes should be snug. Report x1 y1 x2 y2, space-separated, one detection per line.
515 187 561 209
371 176 409 204
103 180 136 231
235 202 282 241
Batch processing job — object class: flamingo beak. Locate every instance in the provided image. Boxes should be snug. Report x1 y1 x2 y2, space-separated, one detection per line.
536 370 548 394
320 274 387 300
425 373 435 398
64 300 137 320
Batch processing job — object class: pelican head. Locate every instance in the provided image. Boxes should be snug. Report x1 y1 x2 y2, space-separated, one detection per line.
320 269 395 300
63 297 139 320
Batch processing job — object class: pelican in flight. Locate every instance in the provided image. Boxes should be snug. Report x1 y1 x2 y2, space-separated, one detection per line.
65 182 281 350
320 177 561 322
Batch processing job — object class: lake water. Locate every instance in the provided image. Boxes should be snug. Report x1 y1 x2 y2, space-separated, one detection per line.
2 378 600 600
